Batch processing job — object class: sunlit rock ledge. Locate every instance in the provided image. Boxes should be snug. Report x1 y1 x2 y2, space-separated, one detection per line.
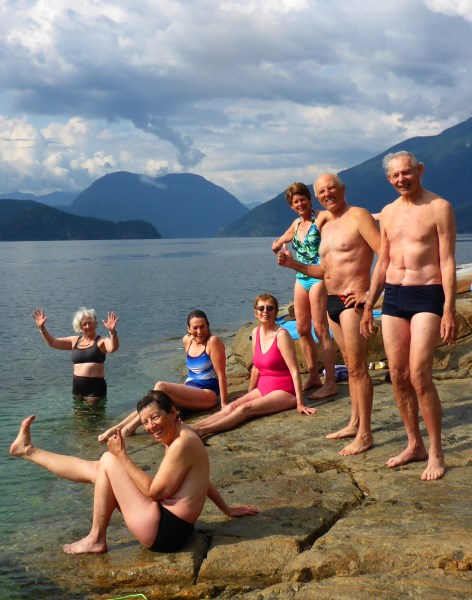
22 266 472 599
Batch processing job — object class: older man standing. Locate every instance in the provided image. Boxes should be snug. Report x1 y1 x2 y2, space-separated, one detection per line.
278 174 380 456
361 151 456 481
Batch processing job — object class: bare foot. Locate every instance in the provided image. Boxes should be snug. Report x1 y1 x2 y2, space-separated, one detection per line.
10 415 36 457
421 455 446 481
63 534 107 555
302 376 323 391
326 424 358 439
386 446 428 468
98 426 117 443
339 433 373 456
308 383 339 400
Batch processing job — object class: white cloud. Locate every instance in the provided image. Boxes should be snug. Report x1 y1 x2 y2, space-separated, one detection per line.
425 0 472 23
0 0 471 201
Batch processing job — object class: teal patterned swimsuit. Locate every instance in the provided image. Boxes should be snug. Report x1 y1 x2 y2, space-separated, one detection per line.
292 212 321 288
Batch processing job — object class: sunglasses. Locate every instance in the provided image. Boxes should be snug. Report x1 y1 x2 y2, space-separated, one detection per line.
256 305 275 313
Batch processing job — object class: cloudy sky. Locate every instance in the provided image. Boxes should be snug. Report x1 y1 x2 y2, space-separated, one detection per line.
1 0 471 204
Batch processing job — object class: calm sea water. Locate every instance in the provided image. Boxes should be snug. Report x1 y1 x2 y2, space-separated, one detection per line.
1 235 471 598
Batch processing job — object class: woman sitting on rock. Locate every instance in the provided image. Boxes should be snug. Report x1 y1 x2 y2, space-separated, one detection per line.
99 309 227 441
192 294 317 438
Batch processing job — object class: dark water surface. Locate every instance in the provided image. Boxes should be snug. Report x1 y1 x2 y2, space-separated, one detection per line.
0 236 471 598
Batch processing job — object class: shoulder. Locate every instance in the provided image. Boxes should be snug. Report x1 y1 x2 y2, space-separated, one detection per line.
208 334 223 346
168 427 204 455
182 334 191 348
276 327 292 345
315 209 331 229
349 205 374 219
429 195 455 225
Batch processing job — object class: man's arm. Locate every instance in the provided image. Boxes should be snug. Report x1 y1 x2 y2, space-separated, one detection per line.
360 213 390 338
358 208 381 254
437 200 457 345
207 482 259 517
277 244 324 279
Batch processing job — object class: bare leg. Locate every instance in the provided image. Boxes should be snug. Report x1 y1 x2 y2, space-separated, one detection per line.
294 281 322 390
325 319 359 440
192 389 296 437
331 310 373 455
154 381 218 410
64 452 160 554
381 316 428 469
98 410 139 442
11 416 99 483
308 282 339 400
409 314 445 481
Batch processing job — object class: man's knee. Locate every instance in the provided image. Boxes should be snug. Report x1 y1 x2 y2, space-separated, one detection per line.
297 323 312 338
389 366 412 389
410 367 434 395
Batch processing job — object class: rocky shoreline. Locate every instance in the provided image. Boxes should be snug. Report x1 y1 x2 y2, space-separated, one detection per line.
24 268 472 599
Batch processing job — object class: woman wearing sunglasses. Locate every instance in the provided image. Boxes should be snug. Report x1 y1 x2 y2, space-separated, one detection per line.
192 294 317 438
98 309 227 441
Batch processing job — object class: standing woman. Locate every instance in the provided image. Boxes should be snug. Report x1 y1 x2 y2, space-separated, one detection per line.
32 307 119 404
98 309 227 441
272 182 338 400
192 294 317 438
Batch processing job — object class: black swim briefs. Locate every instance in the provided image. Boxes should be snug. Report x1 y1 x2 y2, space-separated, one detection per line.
72 375 107 399
382 283 445 321
327 295 365 325
149 503 194 553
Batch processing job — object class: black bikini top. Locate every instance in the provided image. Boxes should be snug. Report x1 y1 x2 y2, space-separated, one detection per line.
71 336 106 364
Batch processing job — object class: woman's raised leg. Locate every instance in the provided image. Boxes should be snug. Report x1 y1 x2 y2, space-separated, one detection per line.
10 415 99 484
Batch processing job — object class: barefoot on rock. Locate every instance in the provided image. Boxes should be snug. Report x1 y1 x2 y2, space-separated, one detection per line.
339 434 373 456
386 445 428 469
10 415 36 458
326 424 358 440
308 383 339 401
421 455 446 481
63 534 107 555
302 376 323 392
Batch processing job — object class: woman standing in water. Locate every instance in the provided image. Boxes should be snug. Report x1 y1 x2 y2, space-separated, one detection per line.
32 307 119 404
192 294 317 438
98 309 227 441
272 182 338 400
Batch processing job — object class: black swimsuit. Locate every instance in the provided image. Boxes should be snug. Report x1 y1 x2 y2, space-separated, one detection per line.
327 295 365 325
71 336 107 398
149 504 194 552
382 284 445 320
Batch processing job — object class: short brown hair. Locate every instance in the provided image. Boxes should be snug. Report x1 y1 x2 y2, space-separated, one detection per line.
284 182 312 207
253 293 279 314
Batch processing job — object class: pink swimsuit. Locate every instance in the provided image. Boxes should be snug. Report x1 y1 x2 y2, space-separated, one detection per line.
253 327 295 396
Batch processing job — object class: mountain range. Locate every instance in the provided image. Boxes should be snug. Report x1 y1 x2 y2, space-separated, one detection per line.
0 200 161 241
221 117 472 236
1 117 471 239
66 172 249 238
